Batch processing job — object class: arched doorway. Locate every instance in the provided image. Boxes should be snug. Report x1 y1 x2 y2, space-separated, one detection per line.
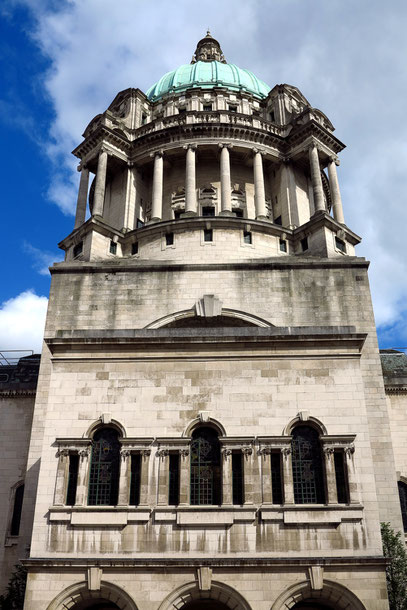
291 603 333 610
182 601 233 610
73 603 120 610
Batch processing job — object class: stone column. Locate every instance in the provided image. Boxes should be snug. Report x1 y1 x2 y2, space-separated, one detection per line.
282 447 295 504
259 447 273 504
219 144 232 215
184 144 197 215
74 166 89 229
75 447 91 506
345 445 360 504
118 449 131 506
179 449 190 505
309 144 325 213
222 449 233 505
157 449 170 505
327 158 345 224
253 149 267 219
93 149 108 217
244 447 261 505
53 449 69 506
151 151 164 222
323 447 338 504
123 164 138 231
139 449 151 506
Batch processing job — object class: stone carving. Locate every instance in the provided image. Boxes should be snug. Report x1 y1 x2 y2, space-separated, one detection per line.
195 294 222 318
120 449 131 460
197 566 212 591
56 448 70 458
282 447 292 458
156 449 169 458
87 566 102 591
180 449 189 458
344 444 355 458
323 447 335 457
142 449 151 457
241 445 253 457
222 448 232 459
259 447 272 456
78 448 90 459
308 565 323 590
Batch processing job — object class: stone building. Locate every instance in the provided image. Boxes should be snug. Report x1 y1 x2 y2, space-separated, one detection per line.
2 31 407 610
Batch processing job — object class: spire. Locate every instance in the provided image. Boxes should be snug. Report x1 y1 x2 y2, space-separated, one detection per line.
191 30 226 64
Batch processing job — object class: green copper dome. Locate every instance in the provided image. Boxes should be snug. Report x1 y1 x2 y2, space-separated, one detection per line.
146 61 270 101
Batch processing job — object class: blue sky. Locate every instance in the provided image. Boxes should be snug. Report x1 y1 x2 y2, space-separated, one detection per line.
1 0 407 354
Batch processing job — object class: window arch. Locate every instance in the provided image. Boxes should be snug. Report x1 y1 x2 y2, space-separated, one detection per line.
88 428 120 506
291 425 325 504
190 426 221 505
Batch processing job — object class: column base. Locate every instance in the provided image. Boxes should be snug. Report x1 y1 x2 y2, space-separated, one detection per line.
311 209 326 218
147 217 162 224
256 215 272 223
219 210 235 217
180 211 198 218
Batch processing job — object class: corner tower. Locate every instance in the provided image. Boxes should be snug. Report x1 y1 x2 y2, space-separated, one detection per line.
21 34 400 610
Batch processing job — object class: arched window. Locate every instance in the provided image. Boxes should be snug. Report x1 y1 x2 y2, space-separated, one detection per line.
88 428 120 506
10 483 24 536
190 426 221 505
291 425 325 504
398 481 407 532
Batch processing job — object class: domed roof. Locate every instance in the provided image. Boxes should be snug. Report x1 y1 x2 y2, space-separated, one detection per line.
146 61 271 101
146 32 270 102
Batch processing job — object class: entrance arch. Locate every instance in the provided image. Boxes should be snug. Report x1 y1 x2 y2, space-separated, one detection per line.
46 581 138 610
158 581 252 610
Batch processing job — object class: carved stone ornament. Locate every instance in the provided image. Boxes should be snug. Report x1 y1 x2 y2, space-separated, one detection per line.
87 566 102 591
56 448 70 458
323 447 335 457
142 449 151 457
78 448 90 459
282 447 292 458
120 449 131 460
308 565 323 590
195 294 222 318
344 444 355 458
180 449 189 458
259 447 272 456
222 448 232 459
156 449 169 459
197 566 212 591
241 445 253 457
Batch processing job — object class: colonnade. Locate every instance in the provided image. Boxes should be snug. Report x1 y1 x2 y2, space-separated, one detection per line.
74 143 345 228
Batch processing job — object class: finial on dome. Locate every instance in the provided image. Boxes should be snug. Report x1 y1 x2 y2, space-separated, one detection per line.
191 30 226 64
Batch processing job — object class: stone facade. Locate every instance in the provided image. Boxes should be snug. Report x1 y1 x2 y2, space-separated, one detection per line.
2 32 407 610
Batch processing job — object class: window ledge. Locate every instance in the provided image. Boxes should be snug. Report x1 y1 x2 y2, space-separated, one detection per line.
261 504 364 524
49 506 151 526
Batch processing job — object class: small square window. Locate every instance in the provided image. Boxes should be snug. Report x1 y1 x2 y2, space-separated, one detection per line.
165 232 174 246
174 210 183 219
203 229 213 242
274 216 282 226
109 241 117 255
335 237 346 253
203 104 212 112
178 107 186 114
229 105 238 113
233 209 244 218
136 218 144 228
131 242 139 255
202 206 215 217
243 231 252 245
279 239 287 252
73 242 83 258
269 110 275 122
301 237 309 251
141 113 147 125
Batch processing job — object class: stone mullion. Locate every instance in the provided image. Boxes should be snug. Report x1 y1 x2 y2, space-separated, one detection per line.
53 449 70 506
117 449 131 506
138 450 151 506
179 449 190 505
259 447 273 504
222 449 233 505
244 447 261 505
157 449 170 505
282 447 295 505
323 447 338 504
345 445 360 504
74 166 89 229
75 447 91 506
93 149 108 217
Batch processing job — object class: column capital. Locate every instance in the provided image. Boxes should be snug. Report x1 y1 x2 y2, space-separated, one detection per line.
253 147 266 156
218 143 233 150
183 143 197 151
329 156 340 166
344 444 355 458
150 150 164 159
77 163 88 172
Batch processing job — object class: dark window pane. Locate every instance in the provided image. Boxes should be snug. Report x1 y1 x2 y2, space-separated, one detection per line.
66 454 79 506
274 216 282 226
334 451 349 504
233 209 244 218
129 454 141 506
232 452 244 505
202 206 215 217
169 454 180 505
88 428 120 506
174 210 183 219
398 482 407 532
136 218 144 228
292 426 325 504
204 229 213 242
229 106 237 112
243 231 252 244
190 427 221 505
270 452 283 504
279 239 287 252
10 484 24 536
335 236 346 253
131 241 139 255
165 233 174 246
109 241 117 255
203 104 212 111
301 237 309 251
73 242 83 257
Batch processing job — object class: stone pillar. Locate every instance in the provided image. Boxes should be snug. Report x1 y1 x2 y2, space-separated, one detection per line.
117 449 131 506
74 166 89 229
179 449 190 505
157 449 170 505
219 144 232 215
222 449 233 505
259 448 273 504
282 447 295 504
151 151 164 222
323 448 338 504
184 144 197 216
93 149 108 217
345 445 360 504
123 164 138 231
53 449 69 506
328 158 345 224
253 149 267 219
139 449 151 506
244 447 261 505
75 447 91 506
309 144 325 214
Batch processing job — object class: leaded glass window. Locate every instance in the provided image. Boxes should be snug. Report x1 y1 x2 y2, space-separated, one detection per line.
292 425 325 504
190 427 221 505
398 481 407 532
88 428 120 506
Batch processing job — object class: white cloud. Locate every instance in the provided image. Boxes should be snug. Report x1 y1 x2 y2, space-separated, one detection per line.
0 291 48 354
23 242 64 276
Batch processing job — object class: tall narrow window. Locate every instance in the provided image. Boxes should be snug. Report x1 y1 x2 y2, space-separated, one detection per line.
334 450 349 504
291 425 325 504
190 427 221 505
129 454 141 506
270 452 283 504
169 453 180 505
88 428 120 506
66 454 79 506
10 484 24 536
232 452 244 505
398 481 407 532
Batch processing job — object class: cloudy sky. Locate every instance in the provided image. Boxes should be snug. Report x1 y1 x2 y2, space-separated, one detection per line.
1 0 407 356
